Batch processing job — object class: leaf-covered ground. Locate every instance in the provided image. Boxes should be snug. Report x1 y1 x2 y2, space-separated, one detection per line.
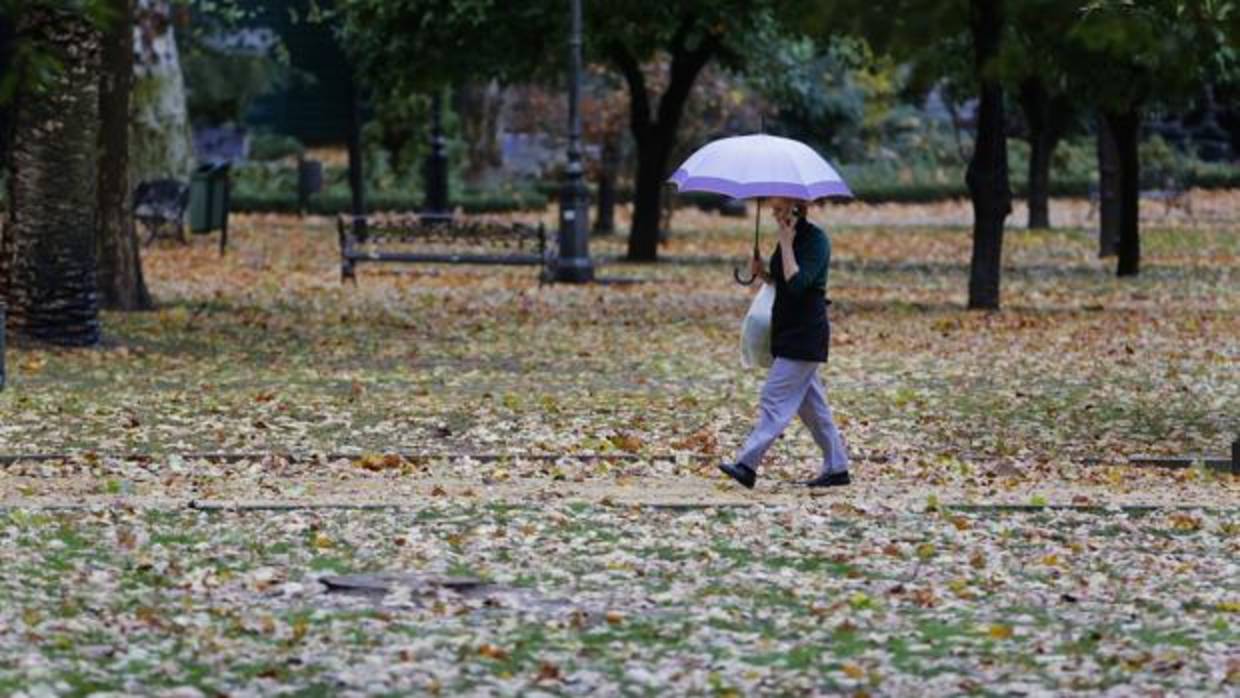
1 504 1237 696
0 199 1237 695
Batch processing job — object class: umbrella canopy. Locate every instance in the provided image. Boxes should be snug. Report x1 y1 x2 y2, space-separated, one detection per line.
668 134 853 201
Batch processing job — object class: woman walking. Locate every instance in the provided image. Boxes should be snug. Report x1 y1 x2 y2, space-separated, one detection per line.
720 198 850 489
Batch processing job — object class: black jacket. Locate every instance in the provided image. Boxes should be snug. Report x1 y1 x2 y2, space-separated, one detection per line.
768 218 830 363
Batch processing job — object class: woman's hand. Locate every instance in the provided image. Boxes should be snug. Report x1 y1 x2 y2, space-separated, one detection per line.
776 209 796 248
775 206 800 282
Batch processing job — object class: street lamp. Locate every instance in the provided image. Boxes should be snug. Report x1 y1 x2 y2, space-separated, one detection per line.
554 0 594 283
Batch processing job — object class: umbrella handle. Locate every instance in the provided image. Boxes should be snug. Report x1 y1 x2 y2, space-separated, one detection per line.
734 198 763 286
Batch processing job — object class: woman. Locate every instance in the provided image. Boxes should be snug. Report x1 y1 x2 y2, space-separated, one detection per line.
720 197 850 489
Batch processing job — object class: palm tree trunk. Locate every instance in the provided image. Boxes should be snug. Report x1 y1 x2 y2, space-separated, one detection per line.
3 7 102 346
0 15 13 168
98 0 152 311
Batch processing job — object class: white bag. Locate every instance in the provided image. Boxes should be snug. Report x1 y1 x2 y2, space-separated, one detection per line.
740 283 774 369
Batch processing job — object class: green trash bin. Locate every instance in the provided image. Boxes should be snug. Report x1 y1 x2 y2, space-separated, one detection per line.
189 163 231 254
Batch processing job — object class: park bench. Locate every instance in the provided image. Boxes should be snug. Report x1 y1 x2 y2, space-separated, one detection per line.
337 213 552 283
134 179 190 245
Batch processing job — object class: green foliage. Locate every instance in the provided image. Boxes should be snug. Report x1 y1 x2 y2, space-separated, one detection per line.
332 0 559 94
745 37 868 158
360 91 433 181
1065 0 1239 111
247 132 305 161
179 35 291 126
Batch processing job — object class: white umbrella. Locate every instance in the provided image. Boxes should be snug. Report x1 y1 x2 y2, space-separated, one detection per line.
669 134 852 284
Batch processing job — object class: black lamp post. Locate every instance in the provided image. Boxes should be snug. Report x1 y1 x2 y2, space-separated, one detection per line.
346 73 367 237
554 0 594 283
423 90 450 220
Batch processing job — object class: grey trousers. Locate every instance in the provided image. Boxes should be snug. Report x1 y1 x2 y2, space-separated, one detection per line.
736 357 850 475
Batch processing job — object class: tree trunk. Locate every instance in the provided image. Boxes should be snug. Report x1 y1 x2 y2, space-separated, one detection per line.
455 81 505 185
1105 108 1141 277
1019 77 1055 229
609 28 717 262
1096 113 1121 257
593 135 619 235
629 134 674 260
98 0 151 311
0 16 13 169
131 0 194 184
2 8 102 346
965 0 1012 311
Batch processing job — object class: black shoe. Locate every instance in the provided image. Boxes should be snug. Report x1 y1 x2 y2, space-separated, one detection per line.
803 471 851 488
719 462 756 489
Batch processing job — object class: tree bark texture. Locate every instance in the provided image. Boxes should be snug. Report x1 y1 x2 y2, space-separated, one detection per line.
1105 108 1141 277
0 16 13 169
610 24 717 261
1095 112 1121 258
131 0 193 184
1 8 102 346
965 0 1012 311
98 0 152 311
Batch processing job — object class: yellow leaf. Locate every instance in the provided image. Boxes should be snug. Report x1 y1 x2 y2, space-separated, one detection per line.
841 663 865 680
291 618 308 643
988 624 1014 640
1169 513 1202 531
19 356 46 373
848 592 874 610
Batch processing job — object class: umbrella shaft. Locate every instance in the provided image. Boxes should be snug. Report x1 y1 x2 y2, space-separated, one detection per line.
753 199 762 257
